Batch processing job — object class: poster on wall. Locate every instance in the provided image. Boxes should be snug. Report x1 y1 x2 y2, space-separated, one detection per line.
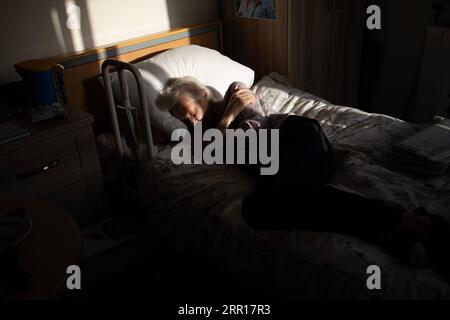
235 0 277 20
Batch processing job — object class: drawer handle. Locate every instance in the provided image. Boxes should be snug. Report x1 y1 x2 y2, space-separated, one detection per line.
16 159 60 180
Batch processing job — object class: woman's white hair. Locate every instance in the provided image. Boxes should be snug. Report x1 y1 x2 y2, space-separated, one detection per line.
155 76 214 111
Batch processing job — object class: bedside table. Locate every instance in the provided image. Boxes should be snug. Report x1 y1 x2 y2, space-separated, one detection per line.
0 107 104 226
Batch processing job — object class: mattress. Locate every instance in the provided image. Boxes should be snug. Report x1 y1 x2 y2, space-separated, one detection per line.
139 73 450 299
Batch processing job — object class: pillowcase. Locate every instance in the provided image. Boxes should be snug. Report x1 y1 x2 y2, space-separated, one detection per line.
252 72 332 115
109 45 255 136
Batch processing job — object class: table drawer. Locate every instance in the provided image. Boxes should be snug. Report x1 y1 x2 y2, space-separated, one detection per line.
0 133 83 197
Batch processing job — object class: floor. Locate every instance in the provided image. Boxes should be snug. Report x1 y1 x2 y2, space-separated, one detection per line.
64 176 272 301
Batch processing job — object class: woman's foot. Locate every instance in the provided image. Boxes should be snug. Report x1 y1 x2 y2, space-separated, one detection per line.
381 230 427 269
414 207 450 280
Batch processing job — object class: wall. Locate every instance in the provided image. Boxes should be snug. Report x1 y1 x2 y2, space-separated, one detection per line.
0 0 218 84
221 0 364 107
359 0 434 120
220 0 289 81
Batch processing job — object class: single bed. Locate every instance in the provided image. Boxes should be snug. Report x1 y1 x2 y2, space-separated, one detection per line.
99 46 450 299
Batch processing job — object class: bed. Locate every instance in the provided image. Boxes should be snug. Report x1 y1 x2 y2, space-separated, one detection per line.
99 44 450 299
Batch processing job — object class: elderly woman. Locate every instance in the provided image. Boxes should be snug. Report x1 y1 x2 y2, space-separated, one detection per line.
156 77 450 275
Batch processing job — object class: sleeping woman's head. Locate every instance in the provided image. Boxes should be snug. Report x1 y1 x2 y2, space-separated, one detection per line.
156 77 213 126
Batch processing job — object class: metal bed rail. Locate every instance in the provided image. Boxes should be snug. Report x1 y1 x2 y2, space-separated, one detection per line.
101 59 156 167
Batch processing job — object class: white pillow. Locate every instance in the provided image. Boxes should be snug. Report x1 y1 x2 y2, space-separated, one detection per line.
110 45 255 135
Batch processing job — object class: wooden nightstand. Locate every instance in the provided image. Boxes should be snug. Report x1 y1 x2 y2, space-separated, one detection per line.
0 107 104 226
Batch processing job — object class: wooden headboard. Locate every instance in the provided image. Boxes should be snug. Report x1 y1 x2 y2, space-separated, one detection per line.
18 20 222 133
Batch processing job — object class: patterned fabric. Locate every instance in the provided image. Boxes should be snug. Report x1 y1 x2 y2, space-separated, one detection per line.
139 73 450 299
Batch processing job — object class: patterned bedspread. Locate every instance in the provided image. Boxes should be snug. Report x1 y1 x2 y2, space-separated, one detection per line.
139 73 450 299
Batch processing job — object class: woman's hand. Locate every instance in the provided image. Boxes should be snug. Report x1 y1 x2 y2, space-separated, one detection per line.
218 88 258 131
229 89 258 109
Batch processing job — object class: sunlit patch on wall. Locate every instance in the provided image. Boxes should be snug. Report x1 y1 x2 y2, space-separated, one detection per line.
65 0 84 51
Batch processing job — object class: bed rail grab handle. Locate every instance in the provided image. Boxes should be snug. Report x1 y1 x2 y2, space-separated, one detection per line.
101 59 156 162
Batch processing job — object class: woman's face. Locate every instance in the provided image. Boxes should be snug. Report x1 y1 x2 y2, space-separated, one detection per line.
171 94 206 127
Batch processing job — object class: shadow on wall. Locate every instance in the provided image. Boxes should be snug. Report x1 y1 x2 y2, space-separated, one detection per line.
0 0 119 130
358 0 434 122
0 0 98 83
1 0 219 84
164 0 219 29
49 0 95 54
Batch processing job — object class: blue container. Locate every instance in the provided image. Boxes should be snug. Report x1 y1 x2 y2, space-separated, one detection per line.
15 60 66 106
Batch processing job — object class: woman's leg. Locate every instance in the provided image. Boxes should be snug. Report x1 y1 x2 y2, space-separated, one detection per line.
276 115 336 194
242 115 402 239
241 115 446 269
243 115 336 215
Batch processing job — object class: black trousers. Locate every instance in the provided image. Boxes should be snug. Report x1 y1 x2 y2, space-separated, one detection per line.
241 115 403 241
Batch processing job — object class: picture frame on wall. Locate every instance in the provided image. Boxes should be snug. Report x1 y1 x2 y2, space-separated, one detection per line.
235 0 277 20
